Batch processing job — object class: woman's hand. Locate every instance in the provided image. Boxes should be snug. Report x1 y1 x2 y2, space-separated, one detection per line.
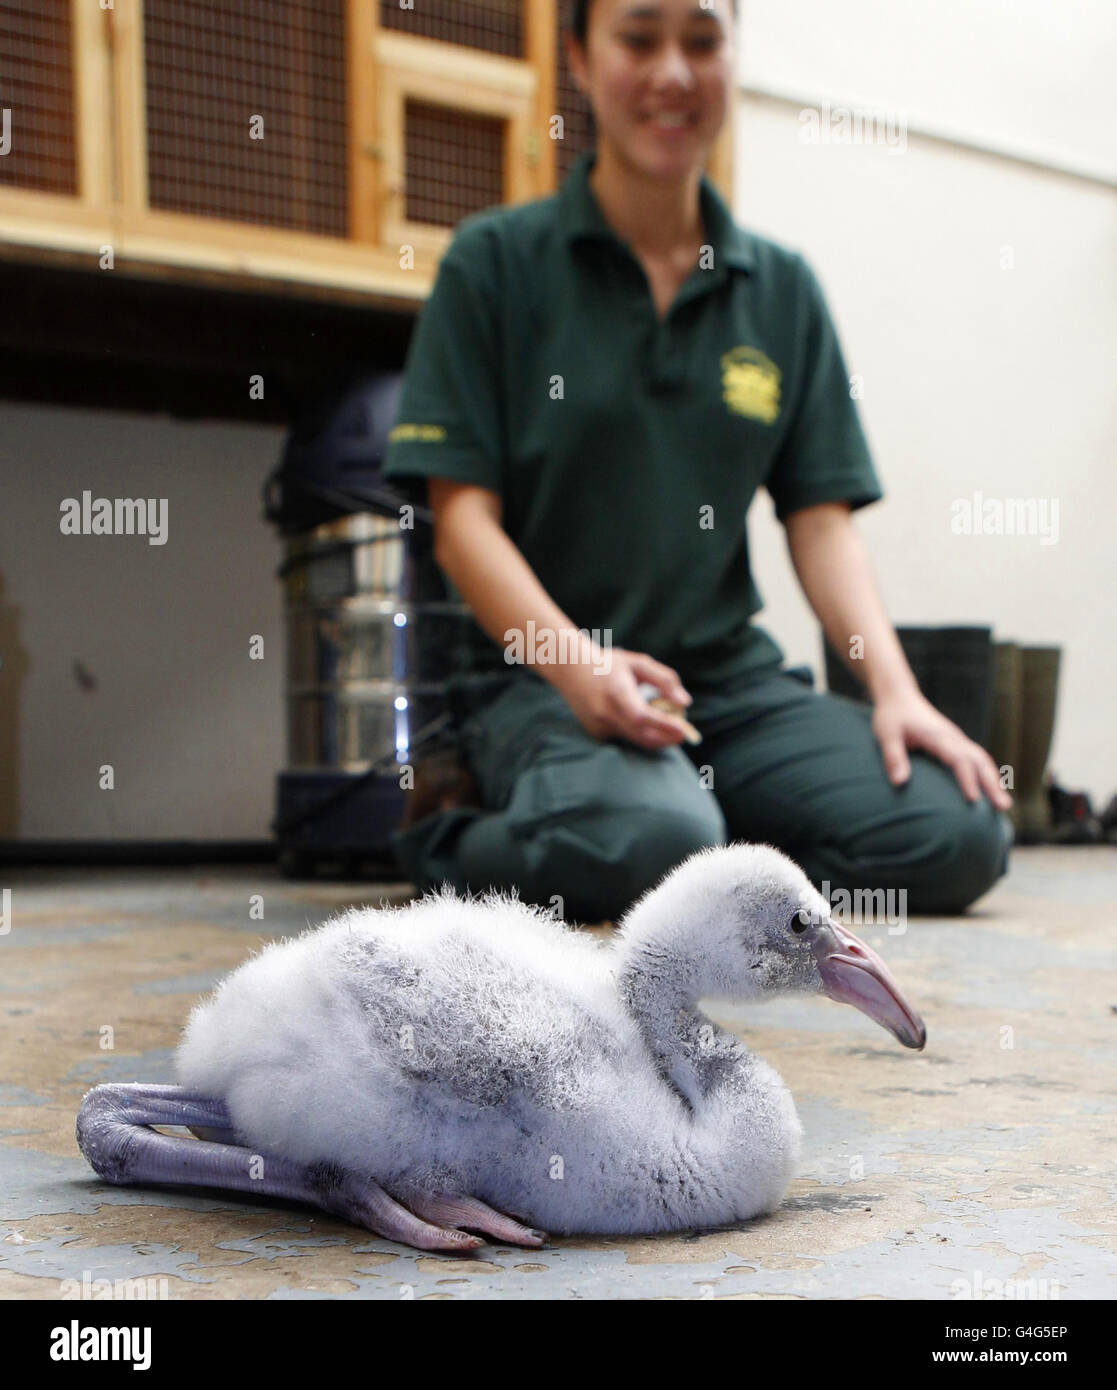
872 689 1013 809
551 648 694 749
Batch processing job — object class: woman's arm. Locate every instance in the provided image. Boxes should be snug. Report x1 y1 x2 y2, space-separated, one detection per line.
428 478 693 748
785 502 917 701
785 502 1011 809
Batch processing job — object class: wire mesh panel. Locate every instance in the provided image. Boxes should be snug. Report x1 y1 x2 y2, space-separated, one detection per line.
143 0 347 236
555 9 594 182
379 0 523 58
403 99 504 228
0 0 77 195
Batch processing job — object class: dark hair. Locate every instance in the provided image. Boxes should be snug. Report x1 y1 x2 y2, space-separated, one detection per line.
569 0 738 45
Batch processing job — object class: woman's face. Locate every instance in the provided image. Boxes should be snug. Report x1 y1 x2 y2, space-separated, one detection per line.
567 0 736 180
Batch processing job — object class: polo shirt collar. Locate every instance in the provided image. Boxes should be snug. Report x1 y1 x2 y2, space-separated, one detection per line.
558 149 756 273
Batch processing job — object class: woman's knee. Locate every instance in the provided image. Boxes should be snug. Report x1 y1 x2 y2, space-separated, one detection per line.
804 774 1011 916
626 798 729 879
540 794 727 923
467 741 724 922
883 798 1010 915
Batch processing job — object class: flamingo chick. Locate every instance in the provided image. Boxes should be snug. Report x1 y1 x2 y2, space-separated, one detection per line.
77 843 926 1253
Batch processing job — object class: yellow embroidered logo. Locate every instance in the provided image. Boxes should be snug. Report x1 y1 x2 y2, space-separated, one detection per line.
387 423 448 443
721 346 781 425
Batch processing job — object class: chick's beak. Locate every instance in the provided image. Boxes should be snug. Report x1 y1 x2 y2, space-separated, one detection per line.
811 919 927 1050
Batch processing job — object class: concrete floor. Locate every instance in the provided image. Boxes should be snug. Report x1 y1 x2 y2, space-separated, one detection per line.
1 848 1115 1301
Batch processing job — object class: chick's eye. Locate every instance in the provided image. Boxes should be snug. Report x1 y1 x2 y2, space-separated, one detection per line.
789 908 812 934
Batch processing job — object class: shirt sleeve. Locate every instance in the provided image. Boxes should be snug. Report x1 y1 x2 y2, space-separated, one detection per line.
764 255 883 523
381 230 505 509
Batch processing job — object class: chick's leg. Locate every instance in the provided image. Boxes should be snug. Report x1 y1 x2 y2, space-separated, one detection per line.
76 1083 507 1253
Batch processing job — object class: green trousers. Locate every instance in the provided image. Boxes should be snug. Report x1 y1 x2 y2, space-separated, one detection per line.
391 662 1012 922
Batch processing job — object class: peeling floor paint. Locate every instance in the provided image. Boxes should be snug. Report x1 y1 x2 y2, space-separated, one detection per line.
1 848 1114 1300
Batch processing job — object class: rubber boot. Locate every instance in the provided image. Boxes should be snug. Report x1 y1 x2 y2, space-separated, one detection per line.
825 628 940 701
902 625 993 747
1014 646 1061 843
988 642 1021 790
825 626 993 747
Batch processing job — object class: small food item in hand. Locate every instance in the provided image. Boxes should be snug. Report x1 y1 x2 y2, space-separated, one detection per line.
646 696 702 745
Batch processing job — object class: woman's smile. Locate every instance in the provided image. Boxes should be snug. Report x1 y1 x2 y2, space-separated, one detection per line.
642 110 701 136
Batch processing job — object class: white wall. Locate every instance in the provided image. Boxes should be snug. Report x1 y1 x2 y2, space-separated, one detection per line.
737 0 1116 180
0 405 286 838
734 0 1117 804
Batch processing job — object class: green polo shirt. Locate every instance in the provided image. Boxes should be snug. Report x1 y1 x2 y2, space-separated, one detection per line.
382 149 882 688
